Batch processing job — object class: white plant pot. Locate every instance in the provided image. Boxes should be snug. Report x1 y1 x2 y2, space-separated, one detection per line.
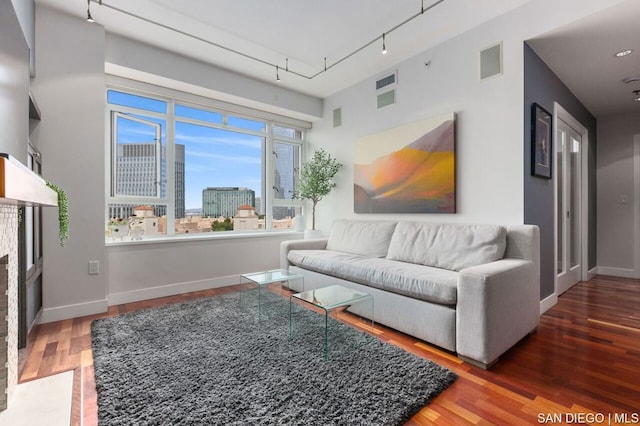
304 229 323 239
294 214 305 232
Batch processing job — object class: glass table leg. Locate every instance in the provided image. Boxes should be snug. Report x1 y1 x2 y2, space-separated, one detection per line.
324 309 329 362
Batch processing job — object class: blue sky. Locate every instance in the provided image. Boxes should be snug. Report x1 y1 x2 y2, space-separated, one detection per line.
110 90 264 210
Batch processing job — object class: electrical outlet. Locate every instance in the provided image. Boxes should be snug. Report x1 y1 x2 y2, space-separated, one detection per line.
89 260 100 275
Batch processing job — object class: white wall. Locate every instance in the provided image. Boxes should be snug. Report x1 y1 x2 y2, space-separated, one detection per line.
30 5 108 322
311 8 520 232
10 0 35 75
309 0 625 235
313 35 524 230
107 233 299 305
105 34 322 122
0 0 29 163
597 111 640 277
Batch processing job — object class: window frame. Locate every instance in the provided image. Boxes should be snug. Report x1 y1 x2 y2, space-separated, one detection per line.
105 77 309 242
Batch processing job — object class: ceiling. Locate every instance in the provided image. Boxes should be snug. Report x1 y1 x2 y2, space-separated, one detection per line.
37 0 640 117
528 0 640 118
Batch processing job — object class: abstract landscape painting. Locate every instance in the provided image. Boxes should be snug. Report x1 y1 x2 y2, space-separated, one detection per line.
354 113 456 213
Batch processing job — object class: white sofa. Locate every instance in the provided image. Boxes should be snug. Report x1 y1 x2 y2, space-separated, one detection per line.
280 219 540 368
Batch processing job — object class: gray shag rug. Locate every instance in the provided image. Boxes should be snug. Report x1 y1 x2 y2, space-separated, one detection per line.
91 290 457 425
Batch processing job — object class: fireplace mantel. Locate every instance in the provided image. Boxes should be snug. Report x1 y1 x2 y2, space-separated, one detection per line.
0 154 57 207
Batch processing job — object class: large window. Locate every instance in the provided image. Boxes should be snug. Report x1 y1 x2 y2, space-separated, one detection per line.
106 85 307 241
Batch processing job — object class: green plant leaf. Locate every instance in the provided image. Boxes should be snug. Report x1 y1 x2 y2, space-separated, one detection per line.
46 181 69 247
292 148 342 229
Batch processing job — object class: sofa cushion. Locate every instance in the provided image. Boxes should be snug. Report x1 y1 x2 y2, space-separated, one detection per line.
288 249 458 305
326 219 397 258
386 222 507 271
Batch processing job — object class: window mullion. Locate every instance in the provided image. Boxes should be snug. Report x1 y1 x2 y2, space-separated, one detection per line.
265 123 274 230
165 99 176 236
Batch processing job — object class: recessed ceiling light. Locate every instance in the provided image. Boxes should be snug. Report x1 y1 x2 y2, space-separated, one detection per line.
615 49 633 57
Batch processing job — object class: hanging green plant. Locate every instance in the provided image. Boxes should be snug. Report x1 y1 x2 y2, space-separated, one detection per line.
46 181 69 247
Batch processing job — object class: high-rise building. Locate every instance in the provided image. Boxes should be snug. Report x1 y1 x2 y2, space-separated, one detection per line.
174 144 185 218
273 143 297 201
272 143 299 220
109 143 185 219
202 187 255 218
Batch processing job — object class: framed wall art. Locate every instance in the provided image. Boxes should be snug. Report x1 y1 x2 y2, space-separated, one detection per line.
354 113 456 214
531 103 552 179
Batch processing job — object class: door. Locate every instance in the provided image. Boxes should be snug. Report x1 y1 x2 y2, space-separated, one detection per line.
556 118 582 294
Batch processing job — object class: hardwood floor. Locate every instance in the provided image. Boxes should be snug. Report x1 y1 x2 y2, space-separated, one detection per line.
19 276 640 425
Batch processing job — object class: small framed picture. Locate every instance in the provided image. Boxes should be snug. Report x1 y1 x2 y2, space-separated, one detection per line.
531 103 552 179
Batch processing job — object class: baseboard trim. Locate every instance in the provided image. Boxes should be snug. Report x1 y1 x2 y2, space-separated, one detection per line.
38 275 244 324
539 292 557 315
587 267 598 281
107 275 238 306
40 299 108 324
596 266 639 279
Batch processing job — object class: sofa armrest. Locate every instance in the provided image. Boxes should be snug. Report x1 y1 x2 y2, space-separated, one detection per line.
456 258 540 367
280 239 328 269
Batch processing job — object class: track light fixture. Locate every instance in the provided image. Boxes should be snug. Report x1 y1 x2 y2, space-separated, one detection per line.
84 0 446 79
87 0 102 23
86 0 94 22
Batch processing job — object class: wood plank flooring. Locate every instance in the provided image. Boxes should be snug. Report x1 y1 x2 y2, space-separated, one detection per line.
19 275 640 425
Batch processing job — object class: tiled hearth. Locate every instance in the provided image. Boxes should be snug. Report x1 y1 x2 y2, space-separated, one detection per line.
0 205 18 411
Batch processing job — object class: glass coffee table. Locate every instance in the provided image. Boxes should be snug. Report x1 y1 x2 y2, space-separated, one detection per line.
240 269 304 316
289 285 374 361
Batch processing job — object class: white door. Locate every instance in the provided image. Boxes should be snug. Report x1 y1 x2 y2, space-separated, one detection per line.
556 118 582 294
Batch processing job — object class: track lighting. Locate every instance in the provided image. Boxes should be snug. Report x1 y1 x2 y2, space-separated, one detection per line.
82 0 446 79
87 0 102 23
86 0 94 22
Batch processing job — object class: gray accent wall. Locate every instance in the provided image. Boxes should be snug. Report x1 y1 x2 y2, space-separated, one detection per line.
523 43 597 300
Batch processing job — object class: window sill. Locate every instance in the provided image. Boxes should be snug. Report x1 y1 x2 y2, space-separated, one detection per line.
105 229 303 247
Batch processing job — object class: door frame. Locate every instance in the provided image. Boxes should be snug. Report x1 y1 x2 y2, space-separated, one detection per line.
634 134 640 278
553 102 589 296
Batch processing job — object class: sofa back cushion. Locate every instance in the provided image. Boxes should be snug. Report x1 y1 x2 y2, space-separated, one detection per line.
326 219 397 258
386 222 507 271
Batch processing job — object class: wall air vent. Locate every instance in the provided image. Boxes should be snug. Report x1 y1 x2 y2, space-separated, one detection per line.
333 107 342 127
377 90 396 109
375 70 398 109
376 73 397 90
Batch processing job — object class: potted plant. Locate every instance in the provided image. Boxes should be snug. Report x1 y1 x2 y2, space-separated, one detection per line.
293 148 342 238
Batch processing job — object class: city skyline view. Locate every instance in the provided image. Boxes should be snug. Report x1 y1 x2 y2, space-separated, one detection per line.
109 90 265 212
